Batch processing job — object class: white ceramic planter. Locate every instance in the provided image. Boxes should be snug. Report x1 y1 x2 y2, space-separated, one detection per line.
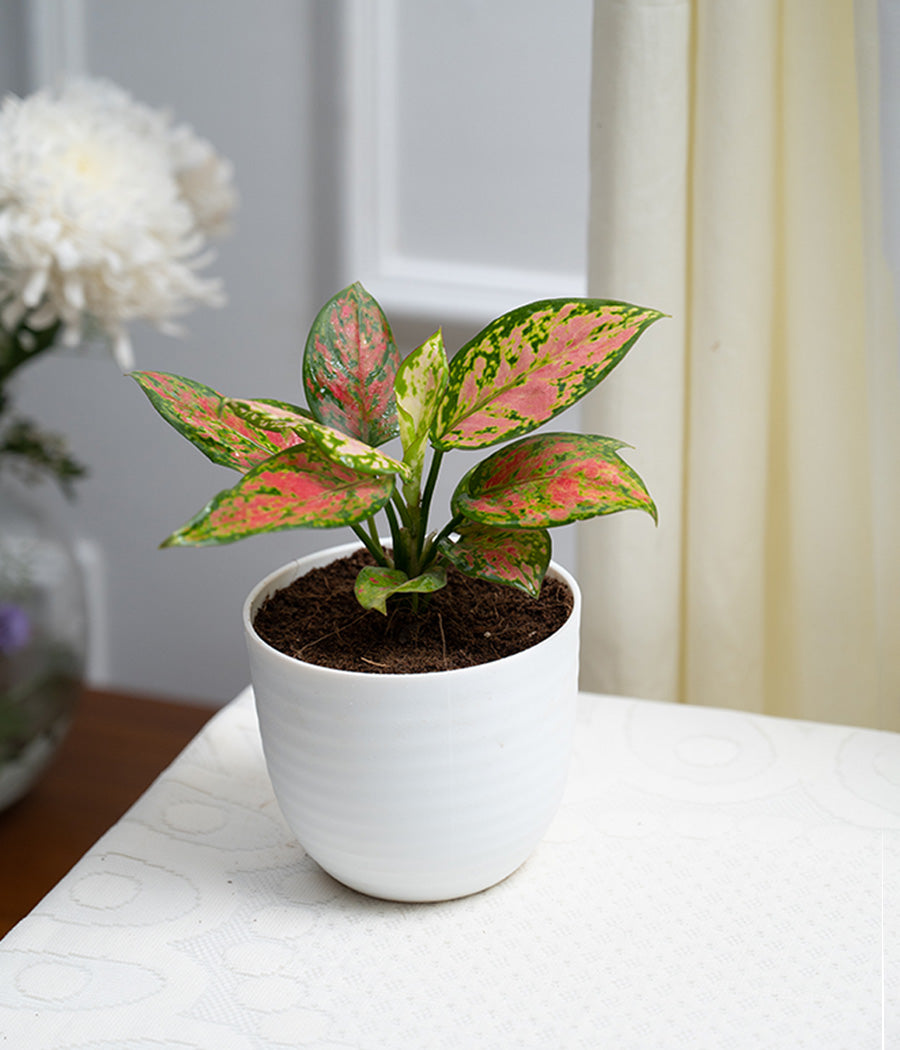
243 540 580 902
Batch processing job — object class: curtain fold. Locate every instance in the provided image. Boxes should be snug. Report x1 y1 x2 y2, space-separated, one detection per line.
581 0 900 730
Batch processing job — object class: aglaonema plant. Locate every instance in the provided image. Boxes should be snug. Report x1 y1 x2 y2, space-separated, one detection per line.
132 282 663 613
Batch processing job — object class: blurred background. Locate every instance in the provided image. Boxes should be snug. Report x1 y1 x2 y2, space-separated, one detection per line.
0 0 593 705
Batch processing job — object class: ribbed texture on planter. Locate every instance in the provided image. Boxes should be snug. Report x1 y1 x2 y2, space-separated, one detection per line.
244 542 580 902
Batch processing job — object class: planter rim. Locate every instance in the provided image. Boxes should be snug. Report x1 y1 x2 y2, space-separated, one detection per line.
243 539 581 684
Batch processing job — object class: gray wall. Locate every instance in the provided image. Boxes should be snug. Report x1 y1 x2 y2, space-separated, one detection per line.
0 1 27 93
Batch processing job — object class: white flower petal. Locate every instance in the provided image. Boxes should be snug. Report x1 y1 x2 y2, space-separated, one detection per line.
0 75 235 363
61 321 83 346
63 277 85 310
28 302 58 329
2 298 27 330
22 266 48 307
112 330 135 372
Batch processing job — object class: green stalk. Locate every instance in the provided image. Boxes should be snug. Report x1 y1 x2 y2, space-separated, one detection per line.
366 514 383 551
392 490 415 532
383 499 400 539
351 522 390 566
420 513 464 570
383 501 407 573
392 490 422 576
417 450 443 555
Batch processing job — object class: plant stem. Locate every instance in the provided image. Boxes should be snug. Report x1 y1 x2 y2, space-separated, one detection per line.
433 513 464 548
367 515 382 549
417 449 443 555
421 513 464 569
390 490 423 576
392 490 414 532
351 523 390 566
383 500 404 571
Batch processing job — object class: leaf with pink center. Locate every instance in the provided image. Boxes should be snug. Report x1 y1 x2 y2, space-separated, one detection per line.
228 400 411 480
439 523 551 597
354 565 447 615
303 282 400 446
432 299 664 450
161 445 394 546
132 372 307 471
451 432 657 528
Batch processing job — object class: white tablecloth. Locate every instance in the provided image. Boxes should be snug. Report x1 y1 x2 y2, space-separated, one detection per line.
1 689 896 1049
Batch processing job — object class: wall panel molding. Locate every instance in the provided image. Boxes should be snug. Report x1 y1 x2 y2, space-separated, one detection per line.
26 0 87 89
340 0 589 323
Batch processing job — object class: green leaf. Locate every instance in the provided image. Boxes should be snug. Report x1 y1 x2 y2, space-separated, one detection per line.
395 330 448 487
451 432 657 528
0 416 86 496
354 564 447 615
228 399 411 480
132 372 305 471
439 522 551 597
303 282 401 446
224 397 313 430
161 445 395 546
432 299 664 450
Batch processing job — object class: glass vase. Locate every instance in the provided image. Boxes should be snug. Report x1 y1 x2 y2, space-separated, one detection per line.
0 474 87 810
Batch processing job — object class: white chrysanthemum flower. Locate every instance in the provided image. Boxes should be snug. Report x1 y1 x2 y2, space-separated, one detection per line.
0 78 236 370
168 124 237 239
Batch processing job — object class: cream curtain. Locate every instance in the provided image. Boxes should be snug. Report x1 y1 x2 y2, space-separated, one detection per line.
580 0 900 730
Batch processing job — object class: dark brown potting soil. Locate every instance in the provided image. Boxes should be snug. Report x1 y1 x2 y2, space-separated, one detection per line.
252 548 573 674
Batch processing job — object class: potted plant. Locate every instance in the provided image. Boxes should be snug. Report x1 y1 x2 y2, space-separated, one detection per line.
132 282 662 901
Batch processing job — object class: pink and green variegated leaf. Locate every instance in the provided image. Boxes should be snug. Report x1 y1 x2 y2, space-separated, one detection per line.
161 445 394 547
132 372 306 471
439 523 551 598
395 330 448 484
228 400 411 480
301 418 410 480
224 397 312 431
303 282 400 447
432 299 664 450
451 432 657 528
354 564 447 615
